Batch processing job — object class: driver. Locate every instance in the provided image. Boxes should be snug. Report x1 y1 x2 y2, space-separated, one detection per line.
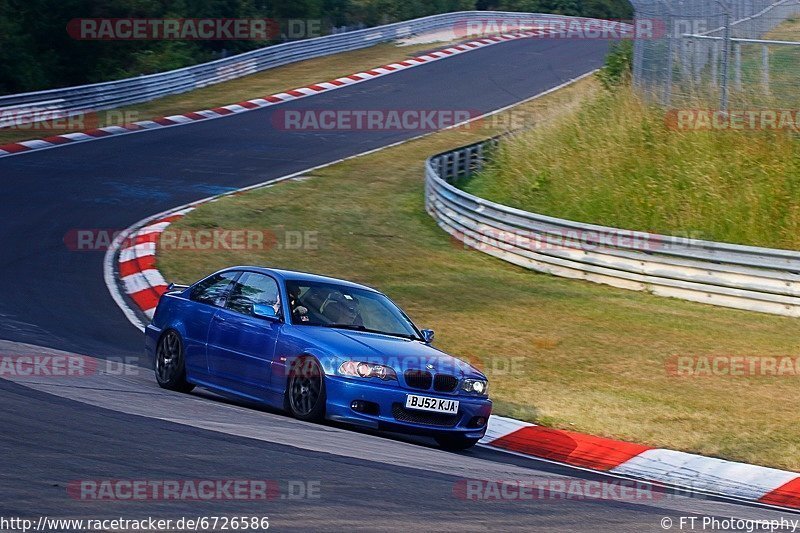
288 284 310 322
321 292 362 325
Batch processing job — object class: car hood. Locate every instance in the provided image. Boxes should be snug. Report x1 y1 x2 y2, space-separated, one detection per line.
297 327 484 378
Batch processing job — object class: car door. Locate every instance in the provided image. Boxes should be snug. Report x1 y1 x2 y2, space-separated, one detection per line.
182 270 239 377
206 271 282 399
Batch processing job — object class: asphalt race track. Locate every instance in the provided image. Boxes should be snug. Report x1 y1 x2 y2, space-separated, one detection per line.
1 36 796 530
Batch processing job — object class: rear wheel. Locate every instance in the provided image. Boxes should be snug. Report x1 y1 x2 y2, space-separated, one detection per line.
155 330 195 393
435 434 480 451
286 357 326 422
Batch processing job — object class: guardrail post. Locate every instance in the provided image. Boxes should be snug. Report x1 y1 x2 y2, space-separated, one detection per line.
680 36 690 81
664 11 675 106
464 147 474 176
711 40 719 87
734 42 742 91
450 151 460 183
719 3 731 113
761 43 770 94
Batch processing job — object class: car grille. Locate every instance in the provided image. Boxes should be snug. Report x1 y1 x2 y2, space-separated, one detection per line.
391 403 460 427
433 374 458 393
404 370 433 390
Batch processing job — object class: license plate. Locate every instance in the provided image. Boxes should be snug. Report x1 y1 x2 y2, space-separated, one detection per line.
405 394 459 414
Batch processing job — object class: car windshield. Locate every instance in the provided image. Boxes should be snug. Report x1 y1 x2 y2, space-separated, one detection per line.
285 280 420 340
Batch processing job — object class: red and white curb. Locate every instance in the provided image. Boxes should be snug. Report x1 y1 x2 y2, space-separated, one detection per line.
0 29 555 158
479 415 800 509
117 207 197 319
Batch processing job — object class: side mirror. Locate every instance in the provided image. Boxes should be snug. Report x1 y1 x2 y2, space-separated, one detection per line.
253 303 281 322
421 329 435 343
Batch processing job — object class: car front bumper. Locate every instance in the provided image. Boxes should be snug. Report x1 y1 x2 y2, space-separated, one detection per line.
324 375 492 439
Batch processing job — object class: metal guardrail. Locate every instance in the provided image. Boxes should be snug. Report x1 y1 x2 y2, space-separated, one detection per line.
425 138 800 317
0 11 573 125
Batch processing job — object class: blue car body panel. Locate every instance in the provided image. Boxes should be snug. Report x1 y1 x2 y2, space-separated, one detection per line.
145 266 492 439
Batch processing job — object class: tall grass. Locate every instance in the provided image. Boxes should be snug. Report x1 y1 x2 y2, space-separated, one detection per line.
464 86 800 249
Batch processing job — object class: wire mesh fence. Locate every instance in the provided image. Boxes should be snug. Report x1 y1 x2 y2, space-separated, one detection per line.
631 0 800 112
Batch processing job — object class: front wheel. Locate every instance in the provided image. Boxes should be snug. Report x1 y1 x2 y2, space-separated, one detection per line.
155 330 195 393
435 434 480 451
286 357 326 422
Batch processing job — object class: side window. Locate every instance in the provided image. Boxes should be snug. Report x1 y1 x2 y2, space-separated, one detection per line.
190 271 238 307
226 273 281 317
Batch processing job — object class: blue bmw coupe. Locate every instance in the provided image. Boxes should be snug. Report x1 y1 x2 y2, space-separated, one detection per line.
145 266 492 449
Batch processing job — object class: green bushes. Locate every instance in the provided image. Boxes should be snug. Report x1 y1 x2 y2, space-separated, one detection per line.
596 40 632 90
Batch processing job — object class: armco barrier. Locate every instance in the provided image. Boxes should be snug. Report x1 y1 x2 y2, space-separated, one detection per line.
0 11 586 124
425 138 800 317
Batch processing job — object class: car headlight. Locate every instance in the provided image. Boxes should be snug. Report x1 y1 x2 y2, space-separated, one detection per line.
338 361 397 381
462 378 489 396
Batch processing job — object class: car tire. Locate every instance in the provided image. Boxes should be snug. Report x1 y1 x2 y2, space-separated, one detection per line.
435 434 480 451
286 357 326 422
154 330 195 393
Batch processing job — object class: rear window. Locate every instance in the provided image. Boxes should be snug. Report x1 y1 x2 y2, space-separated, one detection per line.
190 271 238 306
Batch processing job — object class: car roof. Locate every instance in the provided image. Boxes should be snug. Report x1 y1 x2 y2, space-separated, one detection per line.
220 266 380 293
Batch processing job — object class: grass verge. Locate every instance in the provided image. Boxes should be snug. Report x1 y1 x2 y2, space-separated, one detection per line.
159 75 800 471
